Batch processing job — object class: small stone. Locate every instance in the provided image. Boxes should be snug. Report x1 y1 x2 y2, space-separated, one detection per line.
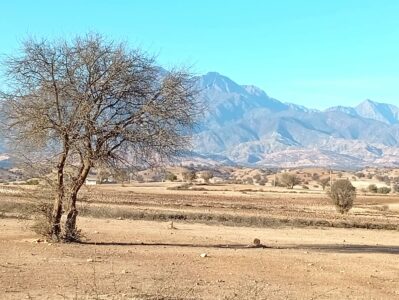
253 238 261 246
121 269 128 274
86 258 94 262
94 231 99 234
200 253 208 258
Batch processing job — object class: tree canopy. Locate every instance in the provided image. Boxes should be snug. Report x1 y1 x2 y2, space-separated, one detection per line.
0 34 202 241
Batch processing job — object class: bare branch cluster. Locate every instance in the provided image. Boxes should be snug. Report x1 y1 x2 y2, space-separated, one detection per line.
0 33 202 240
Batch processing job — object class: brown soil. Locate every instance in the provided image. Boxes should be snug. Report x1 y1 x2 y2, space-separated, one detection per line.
1 184 399 299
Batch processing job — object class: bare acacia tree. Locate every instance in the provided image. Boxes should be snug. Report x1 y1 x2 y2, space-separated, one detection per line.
279 173 301 189
200 171 213 184
0 34 201 241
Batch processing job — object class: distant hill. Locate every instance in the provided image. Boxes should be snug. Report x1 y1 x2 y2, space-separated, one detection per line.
191 72 399 168
1 71 398 169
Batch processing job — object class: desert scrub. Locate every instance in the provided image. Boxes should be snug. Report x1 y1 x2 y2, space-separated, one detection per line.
377 187 391 194
328 179 356 214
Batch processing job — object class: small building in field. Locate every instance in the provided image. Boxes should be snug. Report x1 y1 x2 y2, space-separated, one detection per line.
210 176 224 184
85 176 97 185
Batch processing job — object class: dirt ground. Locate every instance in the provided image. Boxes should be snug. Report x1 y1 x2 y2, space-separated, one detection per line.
1 216 399 299
1 184 399 299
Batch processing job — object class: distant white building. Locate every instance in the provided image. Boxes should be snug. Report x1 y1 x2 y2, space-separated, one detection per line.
85 176 97 185
210 177 224 184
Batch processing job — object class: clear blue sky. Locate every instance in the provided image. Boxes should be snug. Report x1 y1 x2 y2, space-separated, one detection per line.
1 0 399 109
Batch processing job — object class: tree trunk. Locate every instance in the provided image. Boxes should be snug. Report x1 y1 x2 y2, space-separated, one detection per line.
64 162 91 241
50 150 68 240
50 191 63 240
64 192 79 240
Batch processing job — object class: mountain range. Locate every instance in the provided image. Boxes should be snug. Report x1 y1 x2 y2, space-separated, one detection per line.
190 72 399 168
1 71 398 169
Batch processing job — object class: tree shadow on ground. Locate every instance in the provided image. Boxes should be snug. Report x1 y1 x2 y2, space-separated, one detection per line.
78 241 399 254
79 241 268 249
288 244 399 254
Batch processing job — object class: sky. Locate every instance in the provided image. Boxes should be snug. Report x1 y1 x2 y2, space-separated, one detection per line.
1 0 399 109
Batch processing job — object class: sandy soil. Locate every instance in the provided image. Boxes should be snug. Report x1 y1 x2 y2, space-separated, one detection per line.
1 183 399 299
1 216 399 299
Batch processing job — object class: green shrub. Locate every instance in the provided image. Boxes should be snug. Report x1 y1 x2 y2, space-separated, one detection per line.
328 179 356 214
164 172 177 182
356 172 365 178
26 179 40 185
368 184 378 193
377 187 391 194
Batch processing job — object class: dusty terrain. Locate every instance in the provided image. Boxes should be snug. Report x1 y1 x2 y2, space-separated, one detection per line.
1 183 399 299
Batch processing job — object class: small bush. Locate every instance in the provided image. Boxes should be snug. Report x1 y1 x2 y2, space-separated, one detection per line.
377 187 391 194
29 201 54 238
164 172 177 182
302 185 309 190
182 171 196 183
368 184 378 193
279 173 301 189
318 178 330 190
21 179 40 185
200 171 213 184
328 179 356 214
167 183 190 190
245 177 254 185
136 175 144 183
312 173 320 181
253 174 262 182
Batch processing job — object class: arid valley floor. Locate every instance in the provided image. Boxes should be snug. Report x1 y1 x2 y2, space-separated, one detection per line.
1 182 399 299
